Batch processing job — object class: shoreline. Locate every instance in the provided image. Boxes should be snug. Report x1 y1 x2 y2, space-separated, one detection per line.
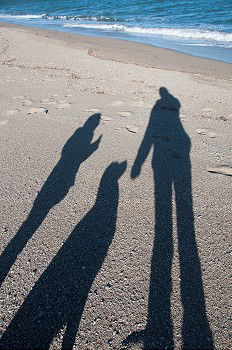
1 21 232 80
1 16 232 65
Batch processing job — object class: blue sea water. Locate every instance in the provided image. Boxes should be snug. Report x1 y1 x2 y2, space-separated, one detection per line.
0 0 232 63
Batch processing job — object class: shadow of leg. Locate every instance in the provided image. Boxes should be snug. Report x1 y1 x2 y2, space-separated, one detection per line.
175 174 214 350
143 175 174 350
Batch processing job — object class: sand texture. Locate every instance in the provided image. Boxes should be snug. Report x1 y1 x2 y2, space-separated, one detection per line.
0 23 231 350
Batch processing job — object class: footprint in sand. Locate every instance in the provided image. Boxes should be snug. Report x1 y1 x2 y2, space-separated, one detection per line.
27 107 48 114
11 95 25 100
116 111 134 118
130 101 150 109
57 99 66 103
101 116 112 122
201 107 216 113
109 100 125 107
125 125 139 133
207 165 232 176
0 120 9 127
55 103 71 109
84 108 100 113
5 109 20 116
41 98 50 103
22 99 33 106
44 101 58 105
196 128 217 138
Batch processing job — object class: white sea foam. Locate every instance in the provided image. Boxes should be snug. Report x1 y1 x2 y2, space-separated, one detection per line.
1 12 231 47
63 23 232 44
0 13 113 22
0 14 45 19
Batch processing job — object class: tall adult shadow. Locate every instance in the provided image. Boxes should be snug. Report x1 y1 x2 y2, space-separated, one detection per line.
0 114 102 285
0 161 127 350
124 88 214 349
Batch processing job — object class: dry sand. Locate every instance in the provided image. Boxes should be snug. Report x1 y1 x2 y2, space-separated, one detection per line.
0 23 231 350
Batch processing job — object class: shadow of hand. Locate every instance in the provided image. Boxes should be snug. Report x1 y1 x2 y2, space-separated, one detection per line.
123 329 145 347
88 134 102 158
131 164 141 179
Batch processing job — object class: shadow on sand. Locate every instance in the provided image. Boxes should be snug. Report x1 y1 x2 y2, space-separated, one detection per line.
0 161 127 349
124 87 214 349
0 114 102 286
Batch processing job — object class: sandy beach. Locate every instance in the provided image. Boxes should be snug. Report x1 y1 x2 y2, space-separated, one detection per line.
0 22 231 350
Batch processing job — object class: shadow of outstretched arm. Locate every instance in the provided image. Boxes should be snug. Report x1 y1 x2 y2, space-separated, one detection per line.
131 117 154 179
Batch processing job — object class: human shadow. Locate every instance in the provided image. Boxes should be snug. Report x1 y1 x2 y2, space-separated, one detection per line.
0 114 102 286
124 88 214 349
0 161 127 350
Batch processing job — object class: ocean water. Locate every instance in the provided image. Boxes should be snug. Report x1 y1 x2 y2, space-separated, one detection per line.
0 0 232 63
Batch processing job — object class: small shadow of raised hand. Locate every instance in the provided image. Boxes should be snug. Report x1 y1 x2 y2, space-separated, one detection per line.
0 161 127 350
124 87 214 350
0 114 102 286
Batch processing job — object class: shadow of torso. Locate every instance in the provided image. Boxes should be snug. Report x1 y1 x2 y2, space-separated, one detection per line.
150 95 191 181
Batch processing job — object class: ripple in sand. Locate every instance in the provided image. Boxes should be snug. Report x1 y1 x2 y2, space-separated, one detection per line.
208 132 217 138
57 100 68 104
0 120 8 127
125 125 138 133
44 101 58 105
207 165 232 176
11 95 24 100
101 116 112 122
22 99 33 106
84 108 100 113
202 107 216 113
116 111 134 118
131 101 150 108
5 109 20 116
55 103 70 109
27 107 48 114
196 128 210 135
109 100 125 107
196 128 217 138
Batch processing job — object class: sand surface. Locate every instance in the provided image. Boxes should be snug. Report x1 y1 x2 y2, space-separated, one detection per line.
0 23 231 350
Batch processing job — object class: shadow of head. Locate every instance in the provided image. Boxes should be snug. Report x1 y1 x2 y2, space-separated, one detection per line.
84 113 101 130
103 161 127 182
158 87 181 111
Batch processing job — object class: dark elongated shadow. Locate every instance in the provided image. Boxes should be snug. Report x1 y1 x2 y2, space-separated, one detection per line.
124 88 214 349
0 161 127 350
0 114 102 286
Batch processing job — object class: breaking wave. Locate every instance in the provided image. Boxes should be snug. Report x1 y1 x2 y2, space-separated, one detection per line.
63 23 232 45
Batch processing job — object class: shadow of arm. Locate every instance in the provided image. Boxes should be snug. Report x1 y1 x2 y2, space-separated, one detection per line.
131 123 153 179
